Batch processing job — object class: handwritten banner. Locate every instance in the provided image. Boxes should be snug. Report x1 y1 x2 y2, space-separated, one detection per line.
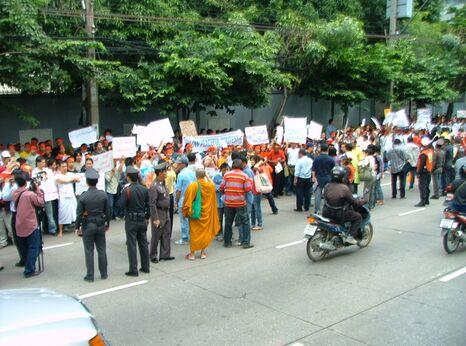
184 130 244 152
92 151 114 173
284 117 307 144
245 125 269 145
112 136 137 158
68 125 98 148
180 120 198 137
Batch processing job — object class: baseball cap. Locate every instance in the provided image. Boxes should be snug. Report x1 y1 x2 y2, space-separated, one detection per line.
176 156 189 165
1 151 11 158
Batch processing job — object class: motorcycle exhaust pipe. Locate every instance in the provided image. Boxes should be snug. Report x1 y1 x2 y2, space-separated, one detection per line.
319 242 336 251
457 230 466 242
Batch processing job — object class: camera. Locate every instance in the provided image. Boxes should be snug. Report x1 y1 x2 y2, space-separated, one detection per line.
29 177 41 192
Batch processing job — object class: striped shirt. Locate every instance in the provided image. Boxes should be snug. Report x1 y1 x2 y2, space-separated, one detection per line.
221 169 252 208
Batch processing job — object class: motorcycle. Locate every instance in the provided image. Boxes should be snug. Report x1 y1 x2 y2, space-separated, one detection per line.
440 208 466 254
303 205 373 262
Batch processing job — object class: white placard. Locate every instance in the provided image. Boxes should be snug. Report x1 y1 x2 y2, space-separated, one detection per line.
68 125 98 148
19 128 53 144
361 118 366 127
371 117 382 130
395 109 409 127
93 151 114 173
75 173 105 195
245 125 269 145
112 136 137 158
184 130 244 152
274 126 284 144
415 108 432 129
307 121 323 140
147 118 174 137
284 117 307 144
457 110 466 118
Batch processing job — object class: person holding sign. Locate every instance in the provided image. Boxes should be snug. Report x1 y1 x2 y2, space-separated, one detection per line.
267 144 286 197
55 161 80 237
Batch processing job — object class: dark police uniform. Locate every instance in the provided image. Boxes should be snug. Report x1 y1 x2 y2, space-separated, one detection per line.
117 167 150 276
76 169 110 282
148 163 173 262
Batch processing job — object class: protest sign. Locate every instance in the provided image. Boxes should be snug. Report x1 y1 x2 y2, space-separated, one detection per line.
383 112 394 125
92 151 114 173
68 125 98 148
361 118 367 127
394 109 409 127
274 126 284 144
284 117 307 144
180 120 198 137
147 118 174 137
245 125 269 145
133 118 174 147
415 108 432 129
371 117 382 130
457 110 466 119
184 130 244 152
307 121 323 140
112 136 137 158
75 173 105 195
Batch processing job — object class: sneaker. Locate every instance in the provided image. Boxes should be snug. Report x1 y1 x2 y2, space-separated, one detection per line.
223 243 232 248
242 244 254 249
234 241 242 246
175 239 188 245
252 226 263 231
272 210 278 215
345 235 358 245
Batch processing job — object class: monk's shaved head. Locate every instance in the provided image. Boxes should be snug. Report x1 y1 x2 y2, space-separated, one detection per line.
196 169 206 179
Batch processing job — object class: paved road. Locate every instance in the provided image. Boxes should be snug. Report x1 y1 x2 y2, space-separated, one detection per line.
1 180 466 345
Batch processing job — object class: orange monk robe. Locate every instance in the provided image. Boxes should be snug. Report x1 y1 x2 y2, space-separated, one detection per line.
182 179 220 252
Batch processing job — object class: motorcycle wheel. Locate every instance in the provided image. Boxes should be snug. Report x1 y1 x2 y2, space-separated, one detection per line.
357 223 373 248
306 230 328 262
443 229 460 254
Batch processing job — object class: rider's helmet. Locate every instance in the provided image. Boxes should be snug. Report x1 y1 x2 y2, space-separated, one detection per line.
331 166 347 183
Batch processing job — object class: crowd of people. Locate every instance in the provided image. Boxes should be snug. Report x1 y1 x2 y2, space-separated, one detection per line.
1 115 466 279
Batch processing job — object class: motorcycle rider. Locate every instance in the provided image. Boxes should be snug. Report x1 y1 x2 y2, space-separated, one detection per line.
450 165 466 213
322 166 366 245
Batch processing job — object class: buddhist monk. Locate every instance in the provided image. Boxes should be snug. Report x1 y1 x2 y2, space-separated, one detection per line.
182 169 220 260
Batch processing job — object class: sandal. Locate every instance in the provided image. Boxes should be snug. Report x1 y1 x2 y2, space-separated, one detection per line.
252 226 263 231
185 254 195 261
200 252 207 259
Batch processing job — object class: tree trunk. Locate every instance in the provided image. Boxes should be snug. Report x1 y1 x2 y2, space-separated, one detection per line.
446 102 454 119
181 106 190 121
269 87 288 133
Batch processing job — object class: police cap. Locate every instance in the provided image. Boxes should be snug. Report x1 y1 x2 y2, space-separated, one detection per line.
85 168 100 180
126 166 139 175
154 162 168 173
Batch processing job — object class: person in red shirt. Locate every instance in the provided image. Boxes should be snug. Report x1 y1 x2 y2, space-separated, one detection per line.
267 143 286 197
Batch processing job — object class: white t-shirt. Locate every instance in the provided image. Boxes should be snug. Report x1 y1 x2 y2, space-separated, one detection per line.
55 172 76 198
287 148 300 166
32 167 58 202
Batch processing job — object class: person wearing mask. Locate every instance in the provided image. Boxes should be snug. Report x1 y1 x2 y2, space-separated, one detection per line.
221 159 253 249
312 144 335 214
12 171 45 277
174 156 196 245
75 169 111 282
415 137 434 207
387 139 408 199
323 166 365 245
294 149 313 212
149 163 175 264
117 166 151 277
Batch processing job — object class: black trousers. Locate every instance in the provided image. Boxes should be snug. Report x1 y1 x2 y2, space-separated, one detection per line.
296 177 311 211
272 171 285 197
82 223 107 279
391 170 406 198
125 220 150 273
149 210 171 260
169 194 174 232
418 172 431 205
11 212 25 265
323 208 362 237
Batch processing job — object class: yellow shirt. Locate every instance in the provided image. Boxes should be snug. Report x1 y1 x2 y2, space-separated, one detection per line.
165 170 176 195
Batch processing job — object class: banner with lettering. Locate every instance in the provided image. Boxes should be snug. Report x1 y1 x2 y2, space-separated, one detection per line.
245 125 269 145
184 130 244 152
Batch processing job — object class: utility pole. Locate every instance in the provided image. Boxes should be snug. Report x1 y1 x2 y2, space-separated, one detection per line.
389 0 398 110
84 0 99 130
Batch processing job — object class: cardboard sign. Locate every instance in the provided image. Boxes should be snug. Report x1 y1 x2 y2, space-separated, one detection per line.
284 117 307 144
307 121 323 140
75 173 105 195
274 126 284 144
184 130 244 152
93 151 114 173
245 125 269 145
68 125 98 148
112 136 137 158
180 120 198 137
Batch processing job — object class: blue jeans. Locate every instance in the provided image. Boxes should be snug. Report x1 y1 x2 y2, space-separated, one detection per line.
263 193 278 213
251 194 263 227
314 186 323 213
178 199 190 241
403 163 417 189
107 193 115 218
17 228 41 276
373 179 384 202
224 206 250 246
44 201 57 234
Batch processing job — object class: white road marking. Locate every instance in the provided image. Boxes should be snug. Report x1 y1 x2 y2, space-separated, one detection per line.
77 280 148 299
439 266 466 283
398 208 425 216
276 239 306 249
43 242 73 250
381 183 391 186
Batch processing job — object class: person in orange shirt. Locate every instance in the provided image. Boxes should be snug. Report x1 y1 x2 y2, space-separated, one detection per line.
267 143 286 197
251 156 278 215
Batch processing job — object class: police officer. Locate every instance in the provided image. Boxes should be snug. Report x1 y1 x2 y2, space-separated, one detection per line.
75 169 110 282
117 166 150 276
149 162 175 263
